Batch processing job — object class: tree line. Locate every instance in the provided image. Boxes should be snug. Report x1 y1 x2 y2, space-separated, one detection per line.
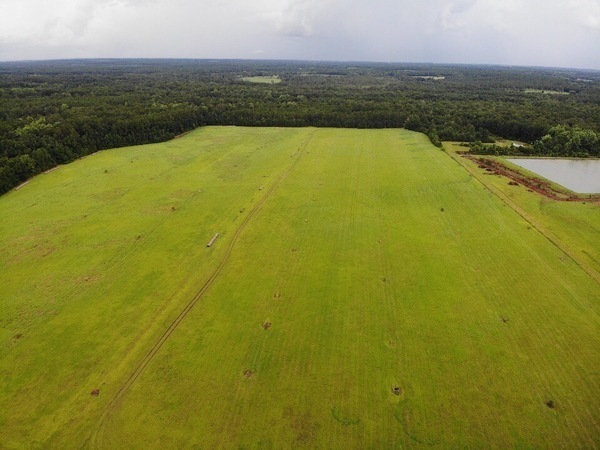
1 59 599 194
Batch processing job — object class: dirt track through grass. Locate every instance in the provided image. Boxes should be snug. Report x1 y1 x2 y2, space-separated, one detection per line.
91 130 315 443
97 129 598 448
1 128 598 449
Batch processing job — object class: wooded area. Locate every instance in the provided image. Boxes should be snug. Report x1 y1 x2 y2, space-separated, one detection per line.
1 59 599 194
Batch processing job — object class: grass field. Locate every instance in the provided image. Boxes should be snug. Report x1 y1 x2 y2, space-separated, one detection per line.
241 76 282 84
1 127 599 448
524 89 570 95
445 143 600 280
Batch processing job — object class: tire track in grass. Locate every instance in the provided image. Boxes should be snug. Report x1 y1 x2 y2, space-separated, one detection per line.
89 129 316 447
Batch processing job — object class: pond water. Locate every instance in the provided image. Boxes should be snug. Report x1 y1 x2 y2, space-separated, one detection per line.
508 158 600 194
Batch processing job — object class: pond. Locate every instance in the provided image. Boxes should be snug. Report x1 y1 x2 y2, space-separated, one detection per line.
507 158 600 194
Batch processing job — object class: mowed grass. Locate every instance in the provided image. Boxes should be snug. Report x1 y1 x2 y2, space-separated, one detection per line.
241 76 282 84
1 128 599 448
446 143 600 278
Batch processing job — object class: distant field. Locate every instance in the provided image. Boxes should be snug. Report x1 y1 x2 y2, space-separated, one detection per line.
412 75 446 80
1 127 599 448
524 88 570 95
241 75 281 84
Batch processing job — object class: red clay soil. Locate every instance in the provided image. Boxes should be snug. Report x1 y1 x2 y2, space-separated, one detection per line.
464 154 600 203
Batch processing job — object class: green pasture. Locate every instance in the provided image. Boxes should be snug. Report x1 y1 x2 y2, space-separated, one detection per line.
524 88 570 95
447 143 600 278
1 128 599 448
241 76 282 84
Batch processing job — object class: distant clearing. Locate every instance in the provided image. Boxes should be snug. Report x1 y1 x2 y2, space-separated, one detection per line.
1 127 599 448
412 75 446 80
524 88 570 95
241 75 281 84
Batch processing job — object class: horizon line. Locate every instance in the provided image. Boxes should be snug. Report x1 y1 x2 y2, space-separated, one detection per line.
1 57 599 73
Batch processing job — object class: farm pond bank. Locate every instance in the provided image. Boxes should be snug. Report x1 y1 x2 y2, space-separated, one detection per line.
507 158 600 193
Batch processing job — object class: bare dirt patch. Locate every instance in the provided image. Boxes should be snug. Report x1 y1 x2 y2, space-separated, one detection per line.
90 389 100 396
174 131 191 139
77 275 100 284
465 155 600 202
14 180 30 191
243 369 254 378
392 385 403 396
263 321 272 330
44 166 60 175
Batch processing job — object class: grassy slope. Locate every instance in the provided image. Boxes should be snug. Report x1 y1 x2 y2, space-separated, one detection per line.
0 127 311 447
1 128 599 448
447 143 600 278
496 157 600 275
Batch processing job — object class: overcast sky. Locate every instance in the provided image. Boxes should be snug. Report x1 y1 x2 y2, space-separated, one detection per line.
0 0 599 69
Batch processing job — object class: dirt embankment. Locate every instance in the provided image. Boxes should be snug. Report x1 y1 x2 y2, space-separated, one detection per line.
463 154 600 203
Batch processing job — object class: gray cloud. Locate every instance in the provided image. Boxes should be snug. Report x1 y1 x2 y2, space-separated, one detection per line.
0 0 598 69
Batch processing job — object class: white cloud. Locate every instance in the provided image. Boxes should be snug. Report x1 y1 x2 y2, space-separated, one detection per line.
571 0 600 30
0 0 113 45
439 0 477 31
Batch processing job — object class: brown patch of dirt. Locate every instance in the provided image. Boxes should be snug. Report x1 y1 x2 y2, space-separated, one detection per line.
14 180 31 190
263 321 272 330
14 334 23 340
90 389 100 396
546 399 556 409
284 408 320 444
40 247 55 257
392 385 403 396
243 369 254 378
466 155 600 203
78 275 100 284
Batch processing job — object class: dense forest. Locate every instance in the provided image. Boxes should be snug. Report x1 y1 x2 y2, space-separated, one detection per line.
1 59 599 194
